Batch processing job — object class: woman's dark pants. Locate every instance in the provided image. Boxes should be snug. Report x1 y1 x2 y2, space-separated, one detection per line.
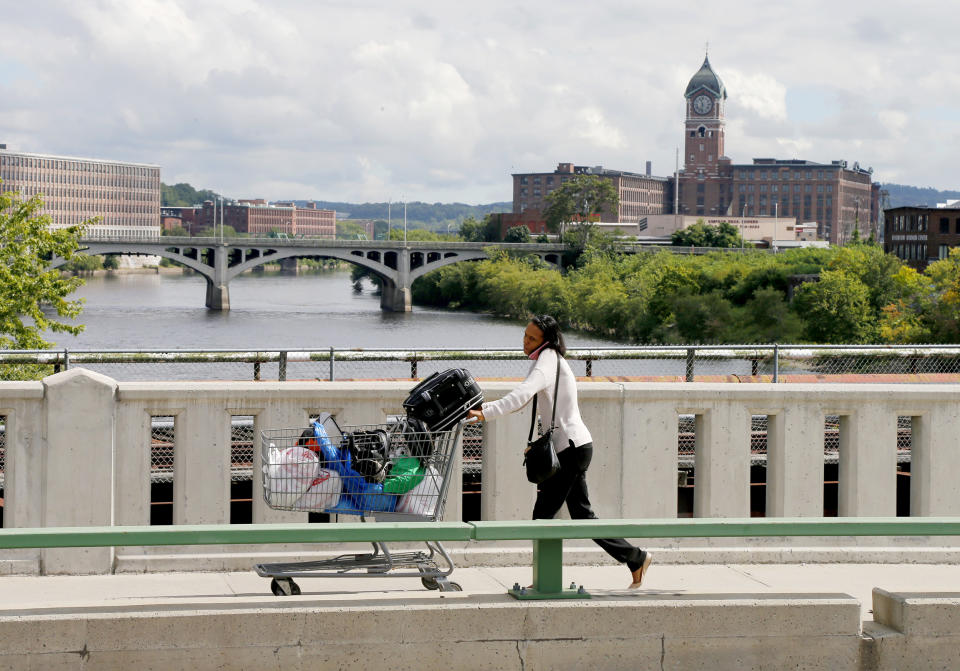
532 443 645 572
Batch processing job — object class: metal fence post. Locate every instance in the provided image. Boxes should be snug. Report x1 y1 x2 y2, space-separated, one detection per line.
279 351 287 382
773 344 780 383
329 347 335 381
63 348 70 371
685 348 695 382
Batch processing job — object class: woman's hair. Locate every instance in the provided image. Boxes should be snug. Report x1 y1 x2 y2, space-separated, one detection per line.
530 314 566 356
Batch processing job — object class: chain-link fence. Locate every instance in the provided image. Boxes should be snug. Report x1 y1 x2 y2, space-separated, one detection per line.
5 345 960 382
230 416 255 483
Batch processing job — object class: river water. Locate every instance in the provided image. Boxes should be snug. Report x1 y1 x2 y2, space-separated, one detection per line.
41 268 754 381
55 268 625 351
47 269 668 380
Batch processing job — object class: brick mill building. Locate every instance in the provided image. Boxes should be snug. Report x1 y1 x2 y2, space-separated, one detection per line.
884 204 960 269
676 55 880 245
194 199 335 238
0 145 161 237
511 162 671 224
509 55 880 245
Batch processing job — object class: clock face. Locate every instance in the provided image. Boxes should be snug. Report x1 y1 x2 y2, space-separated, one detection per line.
693 94 713 114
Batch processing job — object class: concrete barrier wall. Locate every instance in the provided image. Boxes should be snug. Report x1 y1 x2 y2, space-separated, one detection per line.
4 370 960 574
865 588 960 669
0 594 863 671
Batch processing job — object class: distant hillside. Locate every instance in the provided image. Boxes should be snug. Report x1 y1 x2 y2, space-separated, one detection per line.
883 183 960 208
288 200 511 230
161 182 221 207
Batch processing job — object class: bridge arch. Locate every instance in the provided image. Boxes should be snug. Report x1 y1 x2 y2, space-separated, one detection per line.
63 237 571 312
221 246 399 285
53 243 216 278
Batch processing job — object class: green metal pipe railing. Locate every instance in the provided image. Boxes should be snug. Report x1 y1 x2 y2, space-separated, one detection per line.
3 517 959 600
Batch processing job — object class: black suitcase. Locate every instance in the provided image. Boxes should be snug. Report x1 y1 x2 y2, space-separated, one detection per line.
402 368 483 432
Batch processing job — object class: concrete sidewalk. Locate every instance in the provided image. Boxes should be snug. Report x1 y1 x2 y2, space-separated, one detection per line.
2 562 959 621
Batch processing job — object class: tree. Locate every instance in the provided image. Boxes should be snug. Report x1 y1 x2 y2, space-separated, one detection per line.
161 182 221 207
671 221 744 248
195 224 239 238
791 270 874 343
503 225 531 243
459 214 500 242
542 175 619 246
1 186 89 354
162 225 188 236
336 220 368 240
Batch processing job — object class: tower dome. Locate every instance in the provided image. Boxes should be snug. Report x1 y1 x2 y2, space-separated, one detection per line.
684 55 727 99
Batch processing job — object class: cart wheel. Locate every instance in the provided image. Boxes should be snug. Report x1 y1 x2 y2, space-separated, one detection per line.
270 578 301 596
440 581 462 592
420 576 440 591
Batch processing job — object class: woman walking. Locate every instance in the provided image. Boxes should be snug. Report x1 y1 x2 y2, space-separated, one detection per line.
467 315 652 588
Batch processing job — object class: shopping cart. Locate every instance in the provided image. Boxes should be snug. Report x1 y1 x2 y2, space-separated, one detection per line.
254 412 465 595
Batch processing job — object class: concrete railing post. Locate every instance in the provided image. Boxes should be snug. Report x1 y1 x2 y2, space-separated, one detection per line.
113 402 154 526
173 402 232 525
0 384 45 532
766 403 825 517
838 405 897 517
620 393 678 518
41 368 117 574
693 401 752 518
910 405 960 516
480 392 535 521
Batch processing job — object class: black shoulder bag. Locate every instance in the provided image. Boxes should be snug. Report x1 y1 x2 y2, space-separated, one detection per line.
523 356 562 484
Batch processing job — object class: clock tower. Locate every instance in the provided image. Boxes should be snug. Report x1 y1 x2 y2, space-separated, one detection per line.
679 54 732 217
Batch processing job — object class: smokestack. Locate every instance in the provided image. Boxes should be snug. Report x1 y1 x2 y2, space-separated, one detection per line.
645 161 652 176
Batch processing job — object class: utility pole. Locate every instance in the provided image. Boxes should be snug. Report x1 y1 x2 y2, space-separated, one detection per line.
388 200 391 240
403 200 407 243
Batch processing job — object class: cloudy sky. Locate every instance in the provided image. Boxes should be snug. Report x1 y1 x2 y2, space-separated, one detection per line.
1 1 957 204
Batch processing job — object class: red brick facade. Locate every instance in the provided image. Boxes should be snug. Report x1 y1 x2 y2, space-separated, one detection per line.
885 206 960 270
512 162 671 223
197 200 335 238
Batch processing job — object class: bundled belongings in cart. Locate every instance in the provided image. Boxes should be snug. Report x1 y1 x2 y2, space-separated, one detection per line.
257 369 480 596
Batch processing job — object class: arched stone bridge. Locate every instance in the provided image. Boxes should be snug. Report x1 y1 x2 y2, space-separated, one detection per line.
59 236 568 311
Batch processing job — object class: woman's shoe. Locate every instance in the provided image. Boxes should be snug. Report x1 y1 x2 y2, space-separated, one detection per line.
628 551 653 588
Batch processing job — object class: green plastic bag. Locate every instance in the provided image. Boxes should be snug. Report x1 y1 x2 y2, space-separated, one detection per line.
384 457 425 495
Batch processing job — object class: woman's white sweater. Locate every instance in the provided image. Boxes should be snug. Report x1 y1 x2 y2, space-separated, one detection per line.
480 347 592 453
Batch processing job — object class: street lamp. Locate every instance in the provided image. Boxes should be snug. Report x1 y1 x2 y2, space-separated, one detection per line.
403 199 407 243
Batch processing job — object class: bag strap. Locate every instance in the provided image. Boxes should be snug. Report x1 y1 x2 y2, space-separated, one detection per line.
528 353 562 441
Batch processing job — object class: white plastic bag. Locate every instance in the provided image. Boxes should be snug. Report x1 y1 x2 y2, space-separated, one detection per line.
395 466 440 516
292 468 342 511
265 446 319 508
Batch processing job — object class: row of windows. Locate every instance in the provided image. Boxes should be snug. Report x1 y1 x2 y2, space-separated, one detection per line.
519 175 573 185
893 243 928 261
0 154 155 177
738 184 833 194
738 169 833 181
2 170 156 188
938 217 960 234
892 214 929 232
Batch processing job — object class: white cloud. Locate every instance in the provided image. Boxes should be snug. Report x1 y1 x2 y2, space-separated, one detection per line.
2 0 960 201
723 70 788 121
